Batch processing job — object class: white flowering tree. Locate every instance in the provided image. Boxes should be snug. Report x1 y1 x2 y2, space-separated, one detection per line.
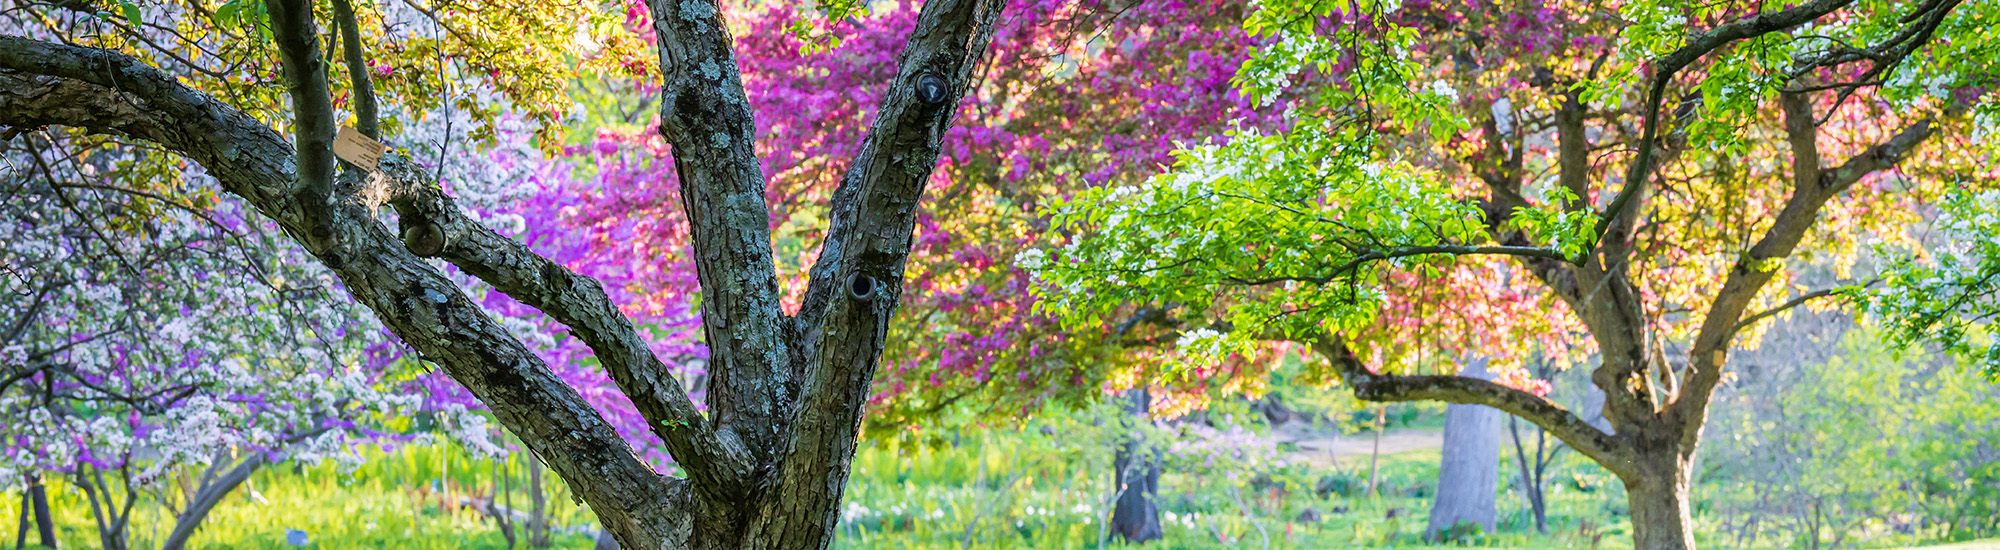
0 135 429 550
1037 1 1998 549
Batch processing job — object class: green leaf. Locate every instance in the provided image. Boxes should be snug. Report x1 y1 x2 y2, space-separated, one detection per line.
215 0 243 27
119 0 140 25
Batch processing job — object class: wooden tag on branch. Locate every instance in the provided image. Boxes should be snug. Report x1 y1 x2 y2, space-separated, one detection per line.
333 126 387 172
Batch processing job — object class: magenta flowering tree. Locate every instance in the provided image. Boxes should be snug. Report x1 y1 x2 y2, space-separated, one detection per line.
412 113 711 468
562 2 1306 542
550 0 1299 425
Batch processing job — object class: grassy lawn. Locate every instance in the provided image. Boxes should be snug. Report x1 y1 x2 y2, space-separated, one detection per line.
1894 541 2000 550
3 424 1985 549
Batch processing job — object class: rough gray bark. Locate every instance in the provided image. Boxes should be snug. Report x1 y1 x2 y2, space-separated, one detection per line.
0 0 1005 547
1627 454 1697 550
1425 358 1499 540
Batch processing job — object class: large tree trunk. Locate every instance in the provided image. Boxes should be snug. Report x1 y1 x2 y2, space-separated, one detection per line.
1426 358 1499 540
1109 388 1164 543
1624 454 1696 550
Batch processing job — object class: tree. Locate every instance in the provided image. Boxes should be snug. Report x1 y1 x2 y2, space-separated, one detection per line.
1425 358 1499 541
1040 2 1998 550
1107 388 1164 542
550 1 1286 537
0 134 422 549
1704 318 2000 545
0 0 1004 548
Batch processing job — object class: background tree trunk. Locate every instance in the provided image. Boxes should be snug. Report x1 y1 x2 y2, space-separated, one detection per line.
13 492 25 550
161 454 265 550
1110 388 1164 543
1366 404 1386 498
1580 383 1613 434
1508 416 1550 534
27 476 54 549
1426 358 1500 540
528 453 551 548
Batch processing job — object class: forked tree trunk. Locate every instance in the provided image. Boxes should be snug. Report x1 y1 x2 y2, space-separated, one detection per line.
0 9 1000 542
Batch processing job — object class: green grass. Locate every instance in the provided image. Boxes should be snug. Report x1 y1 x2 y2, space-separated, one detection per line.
1893 541 2000 550
835 435 1635 550
7 443 601 549
3 428 1991 549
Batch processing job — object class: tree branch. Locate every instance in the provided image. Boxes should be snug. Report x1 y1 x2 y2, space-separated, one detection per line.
769 0 1007 535
1788 0 1964 124
1555 0 1880 436
162 450 265 550
1588 0 1859 266
1673 100 1944 448
644 0 794 463
1731 281 1875 333
330 0 379 139
0 36 689 548
1556 93 1590 216
267 0 336 206
356 153 756 502
1307 335 1635 478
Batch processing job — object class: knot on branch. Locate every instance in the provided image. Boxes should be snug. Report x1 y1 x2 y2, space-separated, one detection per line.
392 193 454 258
914 72 949 105
401 220 447 257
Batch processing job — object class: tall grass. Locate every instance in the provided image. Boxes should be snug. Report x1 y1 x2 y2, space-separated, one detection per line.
7 443 600 549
